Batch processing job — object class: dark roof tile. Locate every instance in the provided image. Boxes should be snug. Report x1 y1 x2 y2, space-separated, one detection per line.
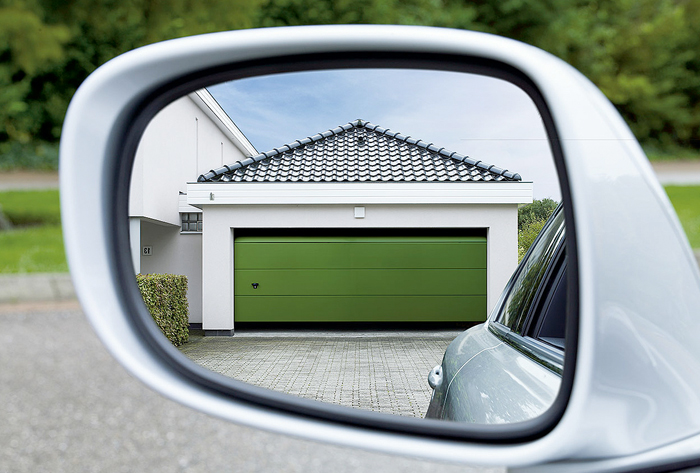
199 119 521 183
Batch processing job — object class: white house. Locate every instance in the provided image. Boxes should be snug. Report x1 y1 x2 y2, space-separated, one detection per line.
129 89 258 325
132 94 533 336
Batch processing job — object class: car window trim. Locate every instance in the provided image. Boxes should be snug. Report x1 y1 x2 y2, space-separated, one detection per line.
488 321 564 375
514 215 566 334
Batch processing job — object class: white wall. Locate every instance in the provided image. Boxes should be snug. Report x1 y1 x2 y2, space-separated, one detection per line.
139 219 204 324
129 95 249 225
200 204 518 332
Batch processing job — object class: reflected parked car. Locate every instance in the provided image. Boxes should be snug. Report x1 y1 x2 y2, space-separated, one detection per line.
426 205 566 423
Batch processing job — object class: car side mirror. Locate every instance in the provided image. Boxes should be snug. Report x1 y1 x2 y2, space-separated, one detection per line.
60 25 700 471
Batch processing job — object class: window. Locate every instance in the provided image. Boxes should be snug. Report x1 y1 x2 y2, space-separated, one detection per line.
180 212 202 233
528 259 567 349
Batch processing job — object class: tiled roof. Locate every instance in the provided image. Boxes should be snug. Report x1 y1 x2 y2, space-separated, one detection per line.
198 119 521 183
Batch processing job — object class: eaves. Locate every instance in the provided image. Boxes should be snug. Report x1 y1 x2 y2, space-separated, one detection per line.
186 181 534 206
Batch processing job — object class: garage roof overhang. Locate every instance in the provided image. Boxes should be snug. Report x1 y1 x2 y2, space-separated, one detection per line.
186 181 533 206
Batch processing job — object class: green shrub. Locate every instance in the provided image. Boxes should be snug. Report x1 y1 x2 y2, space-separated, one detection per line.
643 144 700 162
518 198 558 231
136 274 190 347
518 199 558 262
518 218 548 262
0 142 59 171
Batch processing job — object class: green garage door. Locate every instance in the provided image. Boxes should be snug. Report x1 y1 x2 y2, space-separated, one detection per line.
234 235 487 322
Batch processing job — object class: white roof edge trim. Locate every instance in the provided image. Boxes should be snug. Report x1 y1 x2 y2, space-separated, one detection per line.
131 216 179 228
188 89 258 158
186 181 534 205
178 193 203 213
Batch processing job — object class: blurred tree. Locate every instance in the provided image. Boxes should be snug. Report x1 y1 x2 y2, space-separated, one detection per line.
537 0 700 149
0 0 71 148
256 0 479 27
259 0 700 151
0 0 264 163
2 0 699 164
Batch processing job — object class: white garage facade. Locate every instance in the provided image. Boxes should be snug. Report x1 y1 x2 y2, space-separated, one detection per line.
187 119 533 335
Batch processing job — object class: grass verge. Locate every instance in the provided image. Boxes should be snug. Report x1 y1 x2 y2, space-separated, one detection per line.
665 186 700 248
0 225 67 273
0 185 697 274
0 189 66 273
0 190 61 226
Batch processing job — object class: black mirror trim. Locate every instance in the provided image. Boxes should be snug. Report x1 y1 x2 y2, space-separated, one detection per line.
107 50 580 443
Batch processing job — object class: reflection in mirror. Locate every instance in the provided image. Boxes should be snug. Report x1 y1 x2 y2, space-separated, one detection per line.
128 68 563 423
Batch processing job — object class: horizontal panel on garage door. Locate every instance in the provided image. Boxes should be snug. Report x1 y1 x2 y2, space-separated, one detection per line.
234 234 487 323
234 236 486 269
235 296 487 322
235 269 486 295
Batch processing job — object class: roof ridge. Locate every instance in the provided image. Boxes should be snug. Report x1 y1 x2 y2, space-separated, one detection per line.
197 119 521 182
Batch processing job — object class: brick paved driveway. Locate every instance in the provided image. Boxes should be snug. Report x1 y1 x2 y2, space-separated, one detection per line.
178 330 462 418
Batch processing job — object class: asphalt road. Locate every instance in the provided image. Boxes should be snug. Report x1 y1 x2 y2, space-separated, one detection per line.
0 302 501 473
1 161 700 191
651 160 700 185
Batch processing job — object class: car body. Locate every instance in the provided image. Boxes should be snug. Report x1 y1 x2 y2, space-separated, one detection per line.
426 205 565 423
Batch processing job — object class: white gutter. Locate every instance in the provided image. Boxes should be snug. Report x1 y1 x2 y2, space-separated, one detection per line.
188 89 258 158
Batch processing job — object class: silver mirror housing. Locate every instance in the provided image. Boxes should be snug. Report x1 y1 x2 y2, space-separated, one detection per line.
60 25 700 469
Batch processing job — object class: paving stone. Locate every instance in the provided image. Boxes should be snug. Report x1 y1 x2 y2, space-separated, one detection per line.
178 331 461 418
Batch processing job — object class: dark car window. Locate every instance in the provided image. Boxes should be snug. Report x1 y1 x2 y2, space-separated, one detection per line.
528 255 567 349
496 208 565 334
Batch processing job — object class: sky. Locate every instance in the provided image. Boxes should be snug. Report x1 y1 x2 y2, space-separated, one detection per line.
208 68 560 200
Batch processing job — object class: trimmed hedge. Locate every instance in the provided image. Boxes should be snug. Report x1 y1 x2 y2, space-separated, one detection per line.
136 274 189 347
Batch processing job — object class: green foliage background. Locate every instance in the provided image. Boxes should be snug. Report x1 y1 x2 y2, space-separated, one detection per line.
518 199 558 262
136 273 190 346
518 198 558 233
1 0 699 168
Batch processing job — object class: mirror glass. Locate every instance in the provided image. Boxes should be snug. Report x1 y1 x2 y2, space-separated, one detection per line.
128 67 564 424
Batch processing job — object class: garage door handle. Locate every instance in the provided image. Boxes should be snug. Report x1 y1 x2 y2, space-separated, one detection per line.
252 283 259 289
